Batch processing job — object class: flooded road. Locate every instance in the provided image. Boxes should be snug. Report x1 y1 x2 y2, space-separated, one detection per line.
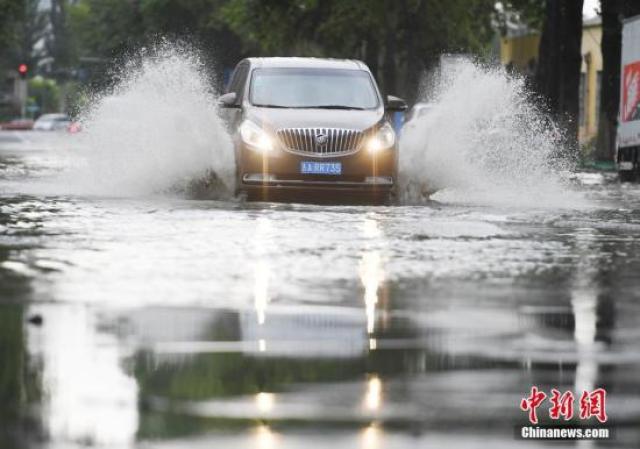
1 133 640 448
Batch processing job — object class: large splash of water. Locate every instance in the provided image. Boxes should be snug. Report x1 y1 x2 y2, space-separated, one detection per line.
68 46 235 197
400 59 585 208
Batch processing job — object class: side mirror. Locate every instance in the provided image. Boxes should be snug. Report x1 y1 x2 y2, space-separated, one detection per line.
386 95 407 112
218 92 239 108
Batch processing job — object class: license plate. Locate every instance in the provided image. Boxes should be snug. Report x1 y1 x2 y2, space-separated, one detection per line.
619 161 633 170
300 161 342 175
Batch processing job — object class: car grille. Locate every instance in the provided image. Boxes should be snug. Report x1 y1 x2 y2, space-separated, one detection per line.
277 128 365 156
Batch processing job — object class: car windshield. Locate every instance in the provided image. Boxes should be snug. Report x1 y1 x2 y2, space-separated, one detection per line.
250 68 379 109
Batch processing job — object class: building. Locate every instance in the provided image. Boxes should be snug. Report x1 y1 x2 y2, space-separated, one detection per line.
500 17 603 145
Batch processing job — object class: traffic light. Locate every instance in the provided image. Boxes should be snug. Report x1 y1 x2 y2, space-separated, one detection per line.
18 64 28 79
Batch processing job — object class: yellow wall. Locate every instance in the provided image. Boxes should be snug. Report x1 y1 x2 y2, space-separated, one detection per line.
580 24 602 142
500 34 540 70
500 23 603 144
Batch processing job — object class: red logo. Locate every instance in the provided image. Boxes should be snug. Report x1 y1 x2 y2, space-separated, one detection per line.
622 61 640 122
520 387 607 424
549 389 574 420
520 386 547 424
579 388 608 423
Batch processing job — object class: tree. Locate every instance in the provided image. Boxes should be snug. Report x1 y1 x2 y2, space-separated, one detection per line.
220 0 497 100
69 0 144 61
0 0 25 68
18 0 48 68
596 0 640 161
494 0 545 35
47 0 74 70
534 0 584 150
140 0 243 81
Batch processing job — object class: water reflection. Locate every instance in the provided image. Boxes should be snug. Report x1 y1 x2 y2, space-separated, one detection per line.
363 375 382 412
253 216 273 328
360 251 383 335
254 424 280 449
255 261 270 326
359 216 386 337
569 229 609 449
27 304 138 446
360 423 382 449
570 229 609 396
255 391 275 414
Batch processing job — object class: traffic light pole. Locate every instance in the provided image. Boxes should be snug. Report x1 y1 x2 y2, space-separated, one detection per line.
17 64 28 118
18 79 27 118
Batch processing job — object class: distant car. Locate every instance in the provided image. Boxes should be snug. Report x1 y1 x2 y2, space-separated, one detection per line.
219 57 407 203
1 118 34 130
33 113 71 131
67 122 82 134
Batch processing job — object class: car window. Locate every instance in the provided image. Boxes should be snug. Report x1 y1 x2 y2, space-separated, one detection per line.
250 68 379 109
227 62 249 96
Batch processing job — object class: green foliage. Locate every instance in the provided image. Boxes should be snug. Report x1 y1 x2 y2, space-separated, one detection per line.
0 0 25 68
220 0 497 96
28 76 61 115
63 81 90 118
6 0 539 98
69 0 143 59
495 0 546 35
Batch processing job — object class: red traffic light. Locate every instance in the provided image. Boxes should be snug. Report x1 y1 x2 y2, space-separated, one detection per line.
18 64 28 74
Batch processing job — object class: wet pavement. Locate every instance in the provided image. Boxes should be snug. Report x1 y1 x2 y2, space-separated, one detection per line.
1 131 640 448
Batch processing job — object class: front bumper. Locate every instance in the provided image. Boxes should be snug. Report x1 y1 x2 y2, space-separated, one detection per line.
242 173 393 190
237 142 397 193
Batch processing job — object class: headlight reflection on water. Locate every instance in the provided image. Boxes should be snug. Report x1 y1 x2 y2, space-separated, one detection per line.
254 424 280 449
364 375 382 412
360 216 386 337
254 216 274 329
360 423 382 449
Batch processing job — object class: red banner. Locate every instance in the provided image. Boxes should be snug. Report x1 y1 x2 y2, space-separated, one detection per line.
622 61 640 122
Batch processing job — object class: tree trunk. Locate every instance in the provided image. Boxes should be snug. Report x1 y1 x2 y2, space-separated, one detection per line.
382 12 397 96
364 34 379 85
535 0 584 151
402 0 426 102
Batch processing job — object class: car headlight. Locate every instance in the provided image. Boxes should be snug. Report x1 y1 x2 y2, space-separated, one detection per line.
240 120 273 153
367 123 396 153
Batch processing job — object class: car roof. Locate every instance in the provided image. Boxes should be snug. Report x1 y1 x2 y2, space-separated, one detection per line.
245 57 367 71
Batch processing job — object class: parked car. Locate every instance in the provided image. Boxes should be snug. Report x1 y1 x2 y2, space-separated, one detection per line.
33 113 71 131
1 118 34 130
219 57 406 202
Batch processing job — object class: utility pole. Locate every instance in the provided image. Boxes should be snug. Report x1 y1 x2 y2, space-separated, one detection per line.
16 64 29 118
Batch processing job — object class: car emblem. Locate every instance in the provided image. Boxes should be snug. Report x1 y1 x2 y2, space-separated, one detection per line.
315 132 328 146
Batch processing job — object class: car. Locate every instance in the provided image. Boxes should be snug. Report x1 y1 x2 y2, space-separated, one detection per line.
1 118 34 130
218 57 407 203
33 113 71 131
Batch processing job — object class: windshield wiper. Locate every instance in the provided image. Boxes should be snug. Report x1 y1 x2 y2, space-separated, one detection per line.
252 104 367 110
312 105 366 110
252 104 291 108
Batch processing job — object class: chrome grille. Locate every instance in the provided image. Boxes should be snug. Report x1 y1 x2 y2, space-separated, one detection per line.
277 128 364 156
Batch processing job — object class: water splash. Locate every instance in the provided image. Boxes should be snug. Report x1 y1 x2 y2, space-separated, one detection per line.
68 44 235 197
399 59 585 208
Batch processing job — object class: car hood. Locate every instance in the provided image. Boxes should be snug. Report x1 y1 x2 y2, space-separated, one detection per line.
245 106 385 131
